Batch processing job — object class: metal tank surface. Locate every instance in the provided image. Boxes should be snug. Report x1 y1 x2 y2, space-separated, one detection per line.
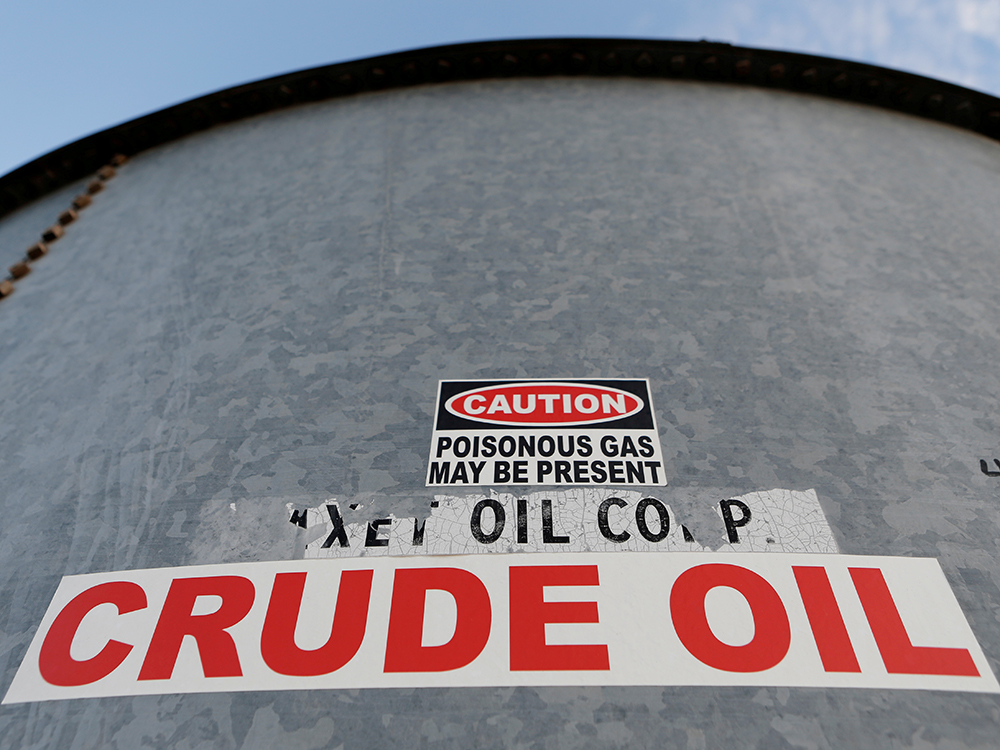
1 40 1000 748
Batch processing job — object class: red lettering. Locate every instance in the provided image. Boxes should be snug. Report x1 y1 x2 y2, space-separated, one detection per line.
792 566 860 672
850 567 978 676
670 563 790 672
261 570 373 676
138 576 255 680
38 582 147 687
509 565 609 671
383 568 491 672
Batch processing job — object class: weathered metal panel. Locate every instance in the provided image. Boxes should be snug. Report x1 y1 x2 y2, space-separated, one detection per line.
1 76 999 747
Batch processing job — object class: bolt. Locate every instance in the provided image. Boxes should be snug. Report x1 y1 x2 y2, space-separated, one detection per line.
925 93 944 113
433 58 453 79
534 53 553 73
955 100 975 124
500 54 519 74
601 52 622 72
634 52 654 71
9 262 30 279
87 180 104 195
568 52 588 73
0 280 13 299
72 194 92 210
701 56 719 73
399 61 419 82
26 242 48 261
466 56 487 77
97 165 116 181
800 67 818 85
734 59 751 78
830 72 849 91
58 209 78 226
768 63 785 82
110 154 128 166
336 73 356 92
670 55 685 73
42 225 64 243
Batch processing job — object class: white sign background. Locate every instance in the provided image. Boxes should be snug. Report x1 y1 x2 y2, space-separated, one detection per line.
5 552 997 703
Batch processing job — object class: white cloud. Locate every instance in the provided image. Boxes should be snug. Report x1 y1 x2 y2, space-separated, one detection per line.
958 0 1000 41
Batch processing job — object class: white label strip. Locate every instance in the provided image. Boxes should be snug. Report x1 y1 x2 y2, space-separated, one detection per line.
5 552 996 703
298 489 839 558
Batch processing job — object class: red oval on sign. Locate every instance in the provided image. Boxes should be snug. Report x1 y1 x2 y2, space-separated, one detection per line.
444 382 644 427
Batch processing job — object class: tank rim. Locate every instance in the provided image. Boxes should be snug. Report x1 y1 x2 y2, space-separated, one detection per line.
3 36 999 220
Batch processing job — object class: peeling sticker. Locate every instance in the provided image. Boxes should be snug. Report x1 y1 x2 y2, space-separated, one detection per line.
292 488 838 558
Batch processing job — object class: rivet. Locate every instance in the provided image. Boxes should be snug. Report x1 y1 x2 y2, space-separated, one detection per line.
734 59 751 78
369 67 388 87
768 63 785 81
534 53 553 73
399 61 419 82
634 52 654 71
568 52 588 73
9 262 30 279
863 78 881 98
58 209 78 226
800 67 818 85
336 73 356 92
670 55 686 73
433 58 453 79
925 93 944 112
701 56 719 73
601 52 622 72
26 242 48 261
86 180 104 195
955 100 975 124
894 86 912 104
97 165 116 181
276 84 294 99
0 280 13 299
466 56 487 77
42 225 64 243
500 54 519 74
830 72 849 91
110 154 128 166
72 194 92 210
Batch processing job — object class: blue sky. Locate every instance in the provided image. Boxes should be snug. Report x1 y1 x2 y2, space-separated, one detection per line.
2 0 1000 177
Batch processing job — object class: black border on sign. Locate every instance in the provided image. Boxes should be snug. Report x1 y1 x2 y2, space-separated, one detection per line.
434 378 656 431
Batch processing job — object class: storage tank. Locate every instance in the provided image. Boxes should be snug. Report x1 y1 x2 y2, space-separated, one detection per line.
1 39 999 748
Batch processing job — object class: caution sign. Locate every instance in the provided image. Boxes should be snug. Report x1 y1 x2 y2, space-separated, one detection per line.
5 553 997 703
427 379 667 486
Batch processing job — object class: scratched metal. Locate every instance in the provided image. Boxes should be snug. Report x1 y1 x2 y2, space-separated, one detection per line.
1 77 999 748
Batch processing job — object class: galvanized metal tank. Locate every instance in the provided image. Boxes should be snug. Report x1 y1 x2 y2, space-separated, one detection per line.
1 40 1000 748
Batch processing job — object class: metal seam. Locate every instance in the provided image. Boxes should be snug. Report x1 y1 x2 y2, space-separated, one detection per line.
0 155 126 302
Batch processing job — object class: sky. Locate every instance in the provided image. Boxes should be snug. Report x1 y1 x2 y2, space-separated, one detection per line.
2 0 1000 178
